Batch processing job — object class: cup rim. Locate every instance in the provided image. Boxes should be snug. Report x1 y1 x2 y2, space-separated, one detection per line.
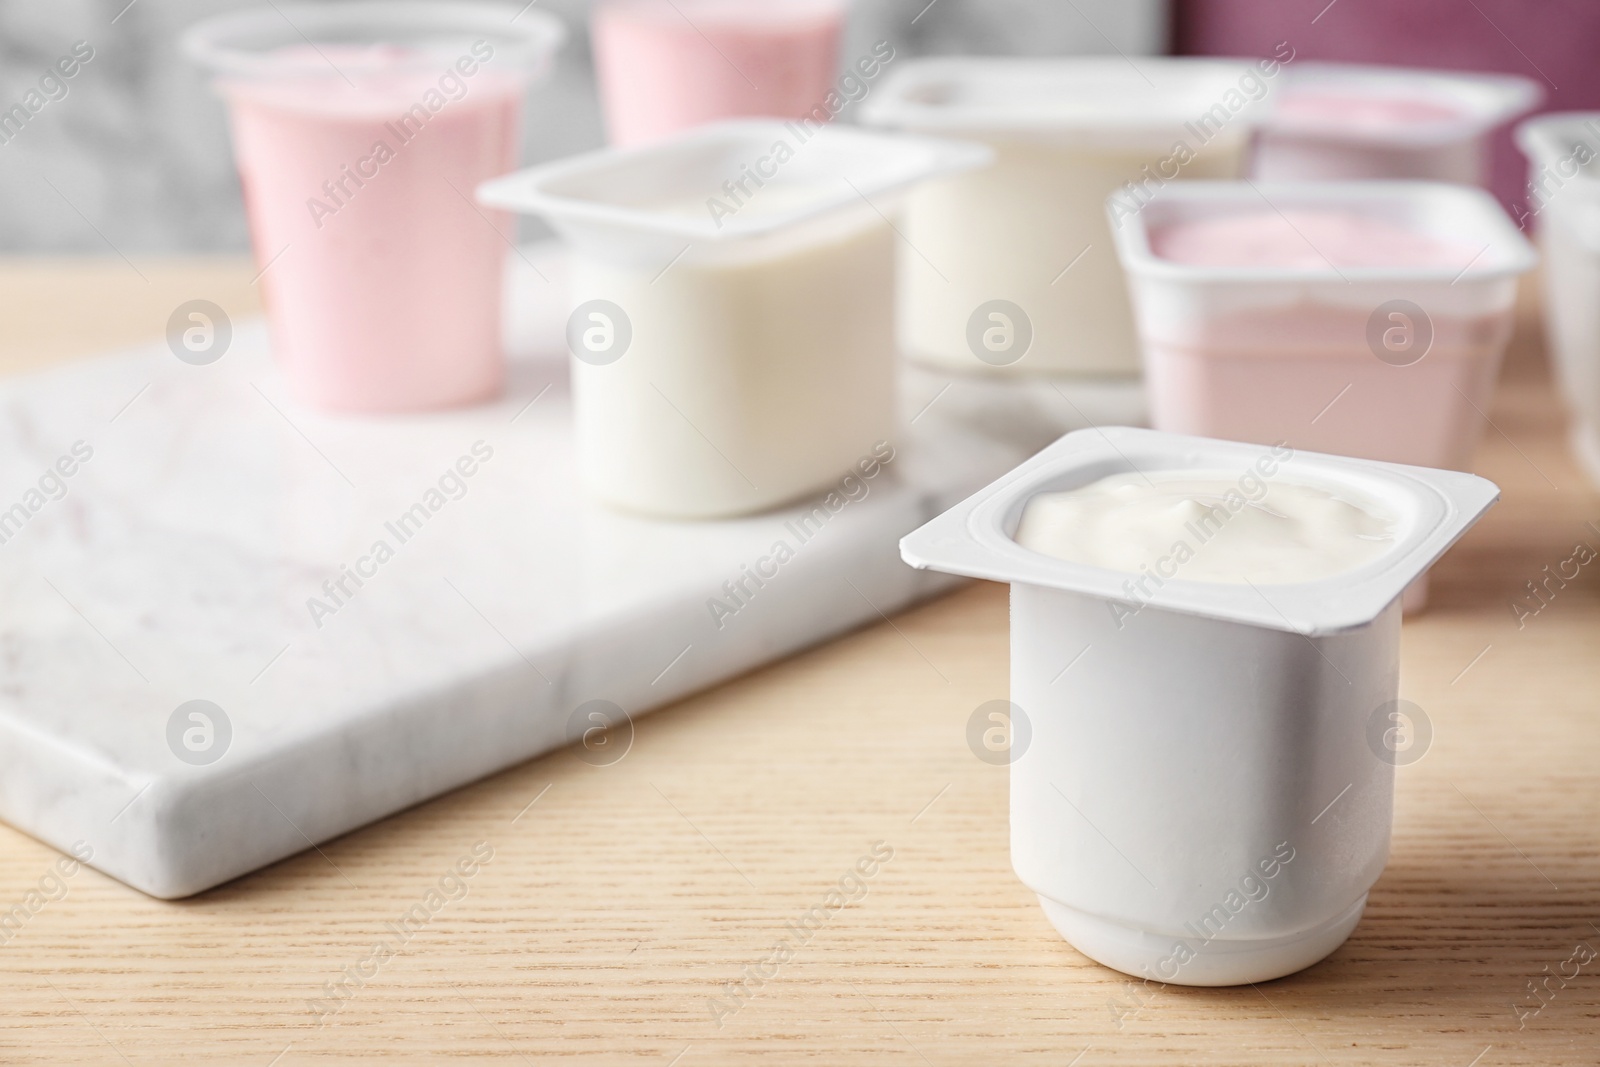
1263 60 1543 147
594 0 850 22
181 1 566 78
1515 110 1600 178
476 118 993 244
899 427 1499 636
858 55 1277 143
1106 179 1537 285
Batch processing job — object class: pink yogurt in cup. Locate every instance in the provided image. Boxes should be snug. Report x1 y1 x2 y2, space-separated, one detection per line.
592 0 845 147
1149 208 1480 271
183 3 564 412
1251 62 1540 186
1269 92 1467 137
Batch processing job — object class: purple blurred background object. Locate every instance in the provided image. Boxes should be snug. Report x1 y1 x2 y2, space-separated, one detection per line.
1174 0 1582 214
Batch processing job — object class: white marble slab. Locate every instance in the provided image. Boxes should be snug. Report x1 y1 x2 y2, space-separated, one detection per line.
0 249 1145 898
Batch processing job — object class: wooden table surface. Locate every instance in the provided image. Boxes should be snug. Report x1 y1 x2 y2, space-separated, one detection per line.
1 261 1597 1066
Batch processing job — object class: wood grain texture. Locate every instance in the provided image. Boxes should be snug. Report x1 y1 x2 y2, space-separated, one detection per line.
0 262 1597 1066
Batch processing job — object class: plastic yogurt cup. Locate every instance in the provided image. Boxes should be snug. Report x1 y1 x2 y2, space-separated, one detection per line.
860 57 1276 378
182 2 564 412
1253 62 1541 186
1111 181 1534 469
479 120 990 518
901 427 1499 986
1515 113 1600 488
592 0 847 147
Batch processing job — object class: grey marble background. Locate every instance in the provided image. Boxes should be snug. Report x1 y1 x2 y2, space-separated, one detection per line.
0 0 1165 254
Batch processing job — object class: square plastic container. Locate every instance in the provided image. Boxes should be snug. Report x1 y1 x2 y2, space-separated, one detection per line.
900 427 1499 985
860 57 1276 378
183 2 565 412
1112 181 1535 470
479 119 990 518
1253 62 1541 185
1516 113 1600 487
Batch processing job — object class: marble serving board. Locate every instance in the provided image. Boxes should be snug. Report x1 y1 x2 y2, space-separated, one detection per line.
0 250 1145 898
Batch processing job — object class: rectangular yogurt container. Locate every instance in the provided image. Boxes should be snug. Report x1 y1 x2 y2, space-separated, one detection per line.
900 427 1499 985
480 120 989 518
1516 113 1600 487
860 57 1277 378
1253 62 1541 186
1111 180 1535 471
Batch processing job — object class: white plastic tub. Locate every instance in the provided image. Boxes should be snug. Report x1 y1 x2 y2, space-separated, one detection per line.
900 427 1499 985
1253 62 1541 186
479 120 989 518
860 57 1277 378
1111 181 1534 470
1516 113 1600 487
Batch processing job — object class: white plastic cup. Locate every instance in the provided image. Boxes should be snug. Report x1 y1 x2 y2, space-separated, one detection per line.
1110 181 1534 470
479 119 990 518
860 57 1278 378
901 427 1499 985
1515 113 1600 487
182 2 565 412
1253 62 1541 186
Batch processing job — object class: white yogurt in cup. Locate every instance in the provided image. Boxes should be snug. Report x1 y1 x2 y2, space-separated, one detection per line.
1015 472 1396 583
479 120 989 518
860 57 1277 378
1515 113 1600 488
901 427 1499 985
1253 62 1541 186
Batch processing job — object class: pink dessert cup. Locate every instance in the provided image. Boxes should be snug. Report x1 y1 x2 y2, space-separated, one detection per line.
1252 62 1540 187
1110 181 1535 611
592 0 846 147
183 2 564 412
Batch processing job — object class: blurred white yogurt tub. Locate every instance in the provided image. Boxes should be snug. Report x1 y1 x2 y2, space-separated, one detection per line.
1516 113 1600 488
1253 62 1541 186
859 57 1278 378
480 120 990 518
901 427 1499 985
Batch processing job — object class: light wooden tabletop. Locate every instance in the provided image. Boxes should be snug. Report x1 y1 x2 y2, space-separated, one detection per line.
1 261 1597 1066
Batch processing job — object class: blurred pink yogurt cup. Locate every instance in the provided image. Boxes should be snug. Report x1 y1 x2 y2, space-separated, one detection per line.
1251 62 1540 186
183 3 564 412
592 0 846 146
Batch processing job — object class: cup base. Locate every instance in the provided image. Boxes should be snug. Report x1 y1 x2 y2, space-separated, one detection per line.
1036 893 1367 986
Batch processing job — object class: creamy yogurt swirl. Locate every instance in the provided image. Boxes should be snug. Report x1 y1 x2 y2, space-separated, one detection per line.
1014 470 1395 585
